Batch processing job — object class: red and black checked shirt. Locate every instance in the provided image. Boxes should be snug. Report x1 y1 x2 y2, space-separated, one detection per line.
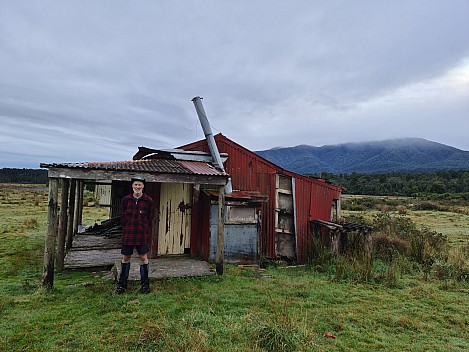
120 193 155 246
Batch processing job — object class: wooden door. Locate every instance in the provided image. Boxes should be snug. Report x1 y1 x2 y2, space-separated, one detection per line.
158 183 192 255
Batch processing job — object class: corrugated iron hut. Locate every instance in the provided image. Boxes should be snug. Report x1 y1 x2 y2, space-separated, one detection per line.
40 150 229 287
180 134 344 263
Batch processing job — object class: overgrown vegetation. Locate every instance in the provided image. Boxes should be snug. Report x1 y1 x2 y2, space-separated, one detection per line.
1 184 468 351
314 170 469 197
359 213 464 283
342 194 469 215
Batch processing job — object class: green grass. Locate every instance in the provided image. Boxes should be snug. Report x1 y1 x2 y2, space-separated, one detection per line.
1 185 468 351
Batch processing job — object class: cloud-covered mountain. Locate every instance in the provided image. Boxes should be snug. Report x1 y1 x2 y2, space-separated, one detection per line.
255 138 469 174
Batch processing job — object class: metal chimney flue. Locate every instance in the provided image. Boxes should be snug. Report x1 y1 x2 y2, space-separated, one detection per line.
192 96 232 194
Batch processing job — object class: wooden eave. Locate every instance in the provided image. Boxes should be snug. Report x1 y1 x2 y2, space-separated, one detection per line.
45 167 228 186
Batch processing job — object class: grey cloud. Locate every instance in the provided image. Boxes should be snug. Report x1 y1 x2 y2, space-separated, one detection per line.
0 1 468 168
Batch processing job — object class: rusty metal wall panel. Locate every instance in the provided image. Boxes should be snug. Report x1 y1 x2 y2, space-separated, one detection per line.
218 137 279 258
294 177 342 262
190 190 211 260
294 178 312 263
209 204 258 263
310 180 341 221
158 183 192 255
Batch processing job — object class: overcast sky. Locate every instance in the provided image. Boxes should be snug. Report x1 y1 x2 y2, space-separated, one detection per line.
1 1 468 169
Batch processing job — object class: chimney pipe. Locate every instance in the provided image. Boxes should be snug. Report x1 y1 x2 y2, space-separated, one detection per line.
192 96 232 194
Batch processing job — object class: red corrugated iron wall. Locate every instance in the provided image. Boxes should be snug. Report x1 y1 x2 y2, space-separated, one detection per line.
190 189 211 260
292 177 312 263
181 134 343 262
291 174 342 262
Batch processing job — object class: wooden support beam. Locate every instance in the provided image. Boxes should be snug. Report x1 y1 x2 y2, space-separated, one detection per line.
73 180 83 234
66 179 76 251
56 179 70 270
216 186 225 275
42 178 59 288
77 180 84 227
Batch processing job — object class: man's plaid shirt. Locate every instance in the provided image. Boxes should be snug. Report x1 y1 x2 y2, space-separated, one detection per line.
120 193 155 246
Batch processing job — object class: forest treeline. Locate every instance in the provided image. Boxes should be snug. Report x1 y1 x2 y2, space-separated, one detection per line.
3 168 469 198
311 170 469 198
0 168 48 184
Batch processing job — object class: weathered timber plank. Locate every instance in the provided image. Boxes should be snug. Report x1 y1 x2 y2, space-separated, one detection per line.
70 234 122 250
64 249 121 268
114 256 214 280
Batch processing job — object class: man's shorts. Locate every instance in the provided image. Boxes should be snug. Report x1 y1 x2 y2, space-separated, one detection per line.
121 244 150 256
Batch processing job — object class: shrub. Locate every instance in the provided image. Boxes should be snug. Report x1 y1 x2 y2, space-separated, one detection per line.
415 201 440 211
83 191 97 207
444 244 469 282
344 214 369 226
397 205 407 215
433 259 455 282
379 204 390 213
373 234 410 261
372 213 416 240
410 229 448 265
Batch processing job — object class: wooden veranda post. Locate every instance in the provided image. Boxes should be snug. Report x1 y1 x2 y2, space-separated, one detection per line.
78 180 84 225
56 179 70 270
216 186 225 275
66 179 76 251
73 180 83 234
42 178 59 288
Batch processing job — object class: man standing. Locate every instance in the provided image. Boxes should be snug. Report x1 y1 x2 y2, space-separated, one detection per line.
116 176 154 294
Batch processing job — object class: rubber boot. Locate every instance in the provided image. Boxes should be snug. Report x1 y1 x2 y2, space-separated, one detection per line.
140 263 150 294
116 262 130 294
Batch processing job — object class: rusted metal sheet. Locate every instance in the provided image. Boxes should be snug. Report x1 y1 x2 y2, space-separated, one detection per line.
190 189 211 260
209 204 258 263
179 160 226 176
293 177 312 262
158 183 192 255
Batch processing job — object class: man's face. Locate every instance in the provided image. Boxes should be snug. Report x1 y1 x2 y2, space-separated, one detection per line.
132 181 144 195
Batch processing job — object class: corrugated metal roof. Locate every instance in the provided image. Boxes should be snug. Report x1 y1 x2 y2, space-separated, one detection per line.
179 160 224 176
40 159 227 176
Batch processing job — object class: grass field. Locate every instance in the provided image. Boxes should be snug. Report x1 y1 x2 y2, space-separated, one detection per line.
342 194 469 246
1 185 468 351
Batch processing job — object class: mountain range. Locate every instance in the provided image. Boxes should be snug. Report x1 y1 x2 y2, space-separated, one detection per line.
255 138 469 174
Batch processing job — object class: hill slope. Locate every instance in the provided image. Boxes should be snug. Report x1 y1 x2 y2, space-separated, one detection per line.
255 138 469 174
